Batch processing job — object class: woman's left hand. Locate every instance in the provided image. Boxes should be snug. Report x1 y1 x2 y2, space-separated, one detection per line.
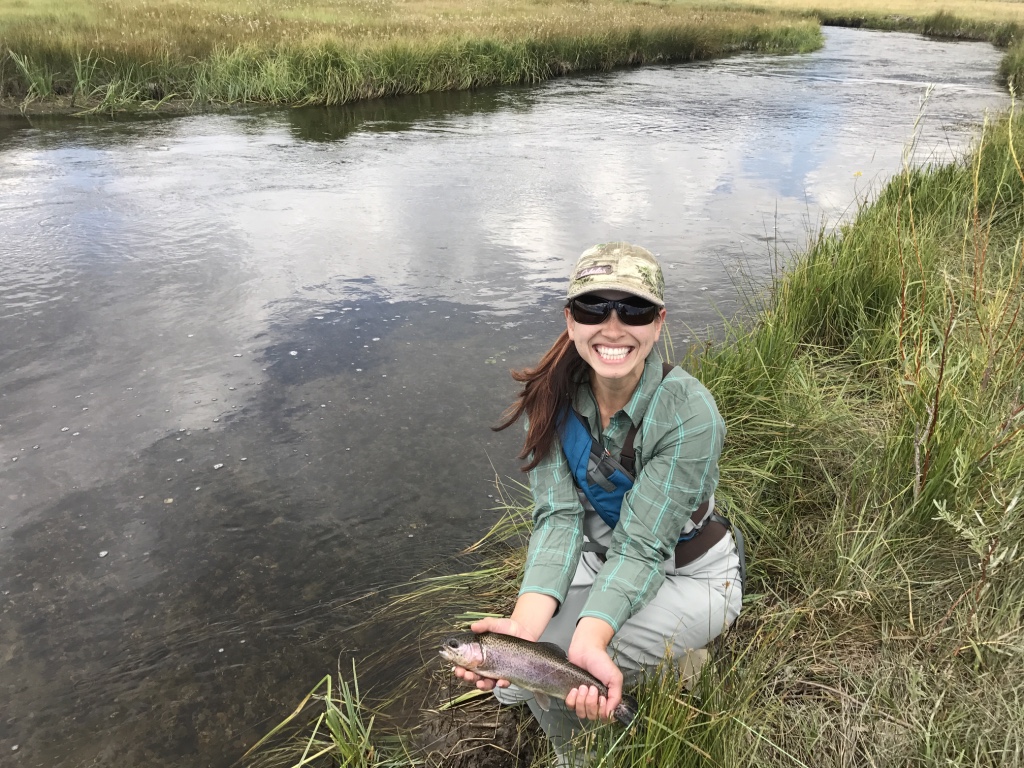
565 617 621 722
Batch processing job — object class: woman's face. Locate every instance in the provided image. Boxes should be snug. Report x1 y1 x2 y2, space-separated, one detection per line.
565 290 666 387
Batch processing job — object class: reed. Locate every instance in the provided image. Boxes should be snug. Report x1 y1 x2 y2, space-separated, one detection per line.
0 0 822 112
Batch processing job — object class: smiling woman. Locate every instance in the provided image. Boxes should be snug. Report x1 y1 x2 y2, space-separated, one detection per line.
0 0 823 112
458 243 743 765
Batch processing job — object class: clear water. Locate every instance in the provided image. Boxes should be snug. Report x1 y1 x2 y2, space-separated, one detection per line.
0 27 1010 766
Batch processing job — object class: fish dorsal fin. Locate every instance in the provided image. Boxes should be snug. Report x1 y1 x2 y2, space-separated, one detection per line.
537 641 567 659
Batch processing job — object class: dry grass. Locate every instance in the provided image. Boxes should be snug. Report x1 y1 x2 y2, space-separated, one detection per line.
0 0 822 111
707 0 1024 26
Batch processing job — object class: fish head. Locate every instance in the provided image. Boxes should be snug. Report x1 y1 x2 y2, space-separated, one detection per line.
439 632 485 669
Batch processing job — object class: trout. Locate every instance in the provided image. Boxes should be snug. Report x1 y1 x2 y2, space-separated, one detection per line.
439 631 639 726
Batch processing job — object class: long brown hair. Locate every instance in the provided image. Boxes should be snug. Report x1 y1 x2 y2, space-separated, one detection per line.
493 329 588 472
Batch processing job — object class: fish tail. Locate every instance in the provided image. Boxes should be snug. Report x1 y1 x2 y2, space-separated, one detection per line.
614 692 640 726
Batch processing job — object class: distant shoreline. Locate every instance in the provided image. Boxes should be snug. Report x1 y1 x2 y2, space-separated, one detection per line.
1 1 824 116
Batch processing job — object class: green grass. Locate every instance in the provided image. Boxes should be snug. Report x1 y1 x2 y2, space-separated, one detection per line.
0 0 822 113
243 106 1024 767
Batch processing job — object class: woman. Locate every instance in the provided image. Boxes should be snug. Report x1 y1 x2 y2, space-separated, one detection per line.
455 242 743 762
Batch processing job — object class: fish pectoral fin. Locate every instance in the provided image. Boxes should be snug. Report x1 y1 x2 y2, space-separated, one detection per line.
533 692 552 711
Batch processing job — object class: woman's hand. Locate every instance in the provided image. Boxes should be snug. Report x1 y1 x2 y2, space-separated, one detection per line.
451 593 558 691
452 616 536 691
565 617 621 722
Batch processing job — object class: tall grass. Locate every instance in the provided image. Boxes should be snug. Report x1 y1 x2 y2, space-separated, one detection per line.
0 0 822 112
244 108 1024 767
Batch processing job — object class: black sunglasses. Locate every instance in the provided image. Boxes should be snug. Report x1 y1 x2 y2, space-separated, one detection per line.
569 295 660 326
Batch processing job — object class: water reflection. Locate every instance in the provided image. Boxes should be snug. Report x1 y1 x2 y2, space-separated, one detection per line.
285 87 530 142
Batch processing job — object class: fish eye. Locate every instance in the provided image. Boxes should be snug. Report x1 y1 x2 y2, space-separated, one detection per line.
445 638 459 648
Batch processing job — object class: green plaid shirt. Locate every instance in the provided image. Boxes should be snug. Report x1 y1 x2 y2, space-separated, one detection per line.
521 351 725 632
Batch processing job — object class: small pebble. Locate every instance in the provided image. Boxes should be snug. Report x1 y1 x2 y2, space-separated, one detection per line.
289 351 298 356
212 418 220 423
11 456 17 462
164 498 173 504
233 353 242 357
195 487 201 491
213 463 223 469
99 551 108 558
61 427 69 432
240 457 247 461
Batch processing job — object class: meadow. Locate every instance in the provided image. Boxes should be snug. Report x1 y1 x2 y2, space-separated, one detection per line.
241 102 1024 767
0 0 822 112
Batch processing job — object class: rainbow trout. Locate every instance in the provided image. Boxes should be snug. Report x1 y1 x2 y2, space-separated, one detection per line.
439 631 639 726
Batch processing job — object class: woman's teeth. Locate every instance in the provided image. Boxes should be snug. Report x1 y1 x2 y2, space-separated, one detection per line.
596 345 630 361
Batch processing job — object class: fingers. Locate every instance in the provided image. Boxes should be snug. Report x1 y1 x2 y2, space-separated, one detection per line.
452 665 501 691
469 617 498 633
565 685 606 721
603 677 622 720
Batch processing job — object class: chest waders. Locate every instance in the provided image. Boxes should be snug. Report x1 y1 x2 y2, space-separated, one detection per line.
555 364 746 586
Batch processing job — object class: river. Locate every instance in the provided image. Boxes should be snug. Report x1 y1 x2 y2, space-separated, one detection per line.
0 26 1010 767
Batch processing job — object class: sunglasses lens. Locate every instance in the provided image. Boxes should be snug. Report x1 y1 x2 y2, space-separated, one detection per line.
570 298 612 325
617 302 658 326
570 297 658 326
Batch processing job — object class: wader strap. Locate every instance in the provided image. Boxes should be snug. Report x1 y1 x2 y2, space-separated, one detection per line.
733 522 747 589
589 504 748 583
619 362 676 476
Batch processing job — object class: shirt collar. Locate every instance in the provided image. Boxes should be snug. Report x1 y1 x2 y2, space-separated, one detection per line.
574 350 665 428
621 350 665 428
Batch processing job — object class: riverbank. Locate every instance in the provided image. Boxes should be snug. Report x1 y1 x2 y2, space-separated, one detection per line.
243 103 1024 766
0 1 821 115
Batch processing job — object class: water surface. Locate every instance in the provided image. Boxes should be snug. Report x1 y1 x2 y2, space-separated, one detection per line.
0 27 1010 766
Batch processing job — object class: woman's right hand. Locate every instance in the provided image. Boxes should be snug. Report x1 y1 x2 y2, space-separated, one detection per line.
452 616 536 690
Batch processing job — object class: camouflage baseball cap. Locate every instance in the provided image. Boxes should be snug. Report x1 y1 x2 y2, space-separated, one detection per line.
566 242 665 307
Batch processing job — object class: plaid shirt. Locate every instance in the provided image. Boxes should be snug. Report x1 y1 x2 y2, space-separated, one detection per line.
520 351 725 632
